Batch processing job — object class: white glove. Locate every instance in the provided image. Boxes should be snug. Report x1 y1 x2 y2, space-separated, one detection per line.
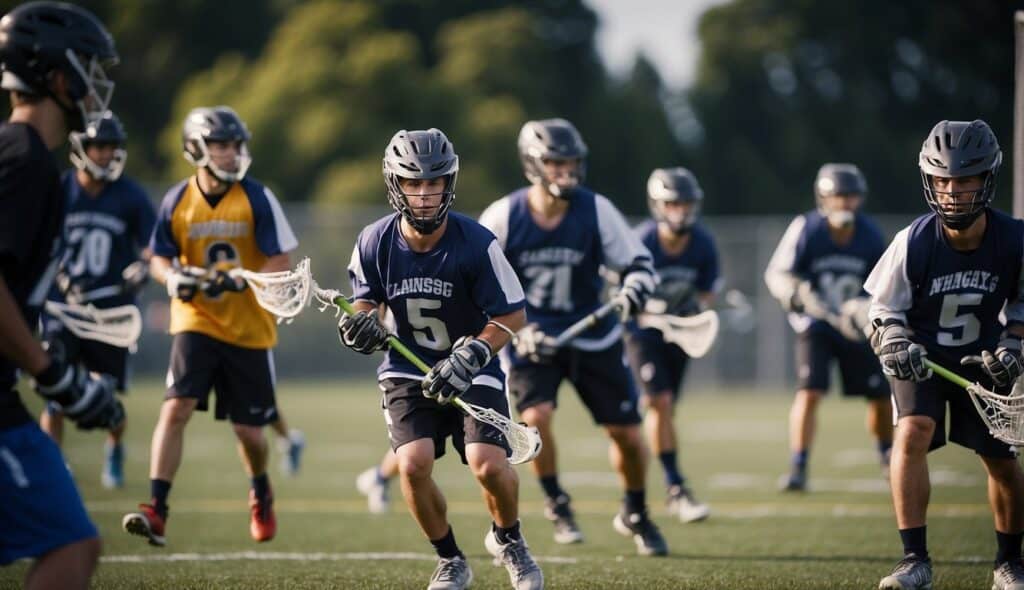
166 269 200 302
615 269 657 321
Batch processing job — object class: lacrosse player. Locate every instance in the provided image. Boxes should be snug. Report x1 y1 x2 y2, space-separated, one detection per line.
764 163 891 492
122 106 297 546
479 118 667 555
866 120 1024 590
0 3 123 587
623 167 720 523
37 111 154 490
339 128 542 590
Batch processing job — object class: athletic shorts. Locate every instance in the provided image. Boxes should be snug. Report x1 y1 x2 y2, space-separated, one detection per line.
380 377 512 464
42 316 130 391
0 421 97 565
507 340 642 426
165 331 278 426
795 321 888 398
624 330 689 400
891 352 1017 459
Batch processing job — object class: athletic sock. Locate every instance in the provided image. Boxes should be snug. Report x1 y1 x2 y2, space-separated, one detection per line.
878 440 893 465
791 449 809 472
658 450 685 488
150 479 171 518
996 530 1024 564
252 473 271 502
624 489 647 515
375 467 389 484
899 526 928 560
430 526 463 559
539 475 564 501
493 520 522 544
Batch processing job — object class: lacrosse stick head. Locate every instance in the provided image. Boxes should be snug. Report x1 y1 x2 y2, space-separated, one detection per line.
43 301 142 348
239 258 315 323
455 399 542 464
966 381 1024 447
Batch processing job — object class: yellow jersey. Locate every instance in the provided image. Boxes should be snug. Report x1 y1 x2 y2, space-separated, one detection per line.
149 176 297 349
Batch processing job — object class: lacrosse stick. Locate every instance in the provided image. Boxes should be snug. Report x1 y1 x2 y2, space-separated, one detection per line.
637 309 720 358
238 258 543 465
552 300 623 347
924 359 1024 447
43 300 142 348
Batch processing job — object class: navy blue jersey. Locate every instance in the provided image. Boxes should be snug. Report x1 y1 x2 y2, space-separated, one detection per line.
479 187 653 351
766 210 886 332
866 209 1024 359
348 212 525 384
51 171 155 307
0 123 66 428
628 219 721 337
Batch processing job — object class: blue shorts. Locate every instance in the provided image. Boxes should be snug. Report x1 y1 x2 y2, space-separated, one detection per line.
0 421 98 565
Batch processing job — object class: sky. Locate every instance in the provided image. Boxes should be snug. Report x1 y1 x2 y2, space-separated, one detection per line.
588 0 730 89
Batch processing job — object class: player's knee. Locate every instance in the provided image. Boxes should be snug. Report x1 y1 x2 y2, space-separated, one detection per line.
606 423 642 450
796 389 823 408
397 452 433 482
982 456 1023 485
161 398 195 428
231 423 265 448
894 416 934 454
645 393 673 414
521 403 554 427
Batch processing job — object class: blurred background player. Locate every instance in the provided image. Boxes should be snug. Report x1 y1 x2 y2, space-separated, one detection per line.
764 163 891 492
39 110 154 490
0 3 123 589
122 105 298 546
623 167 719 523
866 119 1024 590
340 128 541 590
479 118 666 556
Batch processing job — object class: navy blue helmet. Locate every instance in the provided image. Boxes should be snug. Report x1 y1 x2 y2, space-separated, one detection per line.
69 110 126 181
182 106 252 183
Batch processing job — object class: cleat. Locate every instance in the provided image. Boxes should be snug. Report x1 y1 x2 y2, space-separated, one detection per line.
666 485 710 523
543 494 583 544
101 442 125 489
427 555 473 590
779 470 807 492
249 488 276 543
356 466 390 514
612 509 668 557
122 503 166 547
993 558 1024 590
277 428 305 477
878 555 932 590
485 527 544 590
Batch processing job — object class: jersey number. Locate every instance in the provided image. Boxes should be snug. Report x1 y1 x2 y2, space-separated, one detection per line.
937 293 982 347
818 272 862 310
407 298 451 351
66 227 112 278
523 265 573 311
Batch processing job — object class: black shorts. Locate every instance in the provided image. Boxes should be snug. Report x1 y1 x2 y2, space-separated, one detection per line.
624 331 689 400
165 331 278 426
891 354 1017 459
380 377 512 464
795 321 888 398
507 340 642 426
42 318 130 391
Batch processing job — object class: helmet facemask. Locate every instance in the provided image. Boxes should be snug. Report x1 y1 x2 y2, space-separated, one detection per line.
385 172 457 234
62 49 116 131
922 172 995 231
647 167 703 235
69 136 125 181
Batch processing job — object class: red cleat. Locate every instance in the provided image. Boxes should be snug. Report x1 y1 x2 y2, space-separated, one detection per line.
249 488 276 542
122 503 166 547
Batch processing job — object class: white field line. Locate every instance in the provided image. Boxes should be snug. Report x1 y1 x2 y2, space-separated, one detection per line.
86 499 990 518
101 551 578 565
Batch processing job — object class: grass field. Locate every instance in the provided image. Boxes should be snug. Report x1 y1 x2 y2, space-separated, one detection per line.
0 379 1006 589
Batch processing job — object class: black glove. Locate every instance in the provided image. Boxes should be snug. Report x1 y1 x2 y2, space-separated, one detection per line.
121 260 150 296
422 336 492 404
961 332 1024 388
166 268 200 302
204 269 247 297
514 323 558 363
338 308 389 354
33 357 124 431
615 269 657 321
870 321 931 382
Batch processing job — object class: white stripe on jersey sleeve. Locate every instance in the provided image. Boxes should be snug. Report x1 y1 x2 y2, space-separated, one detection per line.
595 194 652 270
263 186 299 253
487 240 525 304
478 197 511 250
763 215 806 305
864 227 912 325
347 241 376 303
1005 233 1024 325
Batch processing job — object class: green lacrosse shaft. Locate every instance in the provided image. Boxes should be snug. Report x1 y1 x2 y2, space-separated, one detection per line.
924 358 973 389
333 295 433 373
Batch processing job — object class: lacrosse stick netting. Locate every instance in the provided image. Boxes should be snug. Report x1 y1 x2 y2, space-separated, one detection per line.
44 301 142 348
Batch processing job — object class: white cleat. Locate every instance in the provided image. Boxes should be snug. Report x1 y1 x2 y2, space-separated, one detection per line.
356 466 390 514
485 527 544 590
277 429 305 477
667 485 710 523
427 555 473 590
